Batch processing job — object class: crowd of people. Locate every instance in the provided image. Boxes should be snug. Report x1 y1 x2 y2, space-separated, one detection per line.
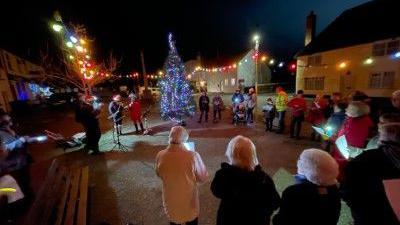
156 88 400 225
156 118 400 225
1 87 400 225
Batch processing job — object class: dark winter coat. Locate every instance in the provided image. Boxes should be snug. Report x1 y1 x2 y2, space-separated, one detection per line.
199 95 210 111
341 143 400 225
273 175 341 225
108 101 123 121
211 163 280 225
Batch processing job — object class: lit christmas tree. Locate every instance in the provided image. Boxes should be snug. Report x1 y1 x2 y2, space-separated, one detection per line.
159 33 195 123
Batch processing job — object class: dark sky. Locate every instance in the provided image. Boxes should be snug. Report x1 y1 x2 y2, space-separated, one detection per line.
0 0 370 73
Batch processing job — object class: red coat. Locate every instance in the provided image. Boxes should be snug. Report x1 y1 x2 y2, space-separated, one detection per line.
306 101 326 125
287 97 307 117
129 101 142 121
332 115 373 181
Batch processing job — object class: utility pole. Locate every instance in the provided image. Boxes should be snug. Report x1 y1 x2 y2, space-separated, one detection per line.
140 50 152 102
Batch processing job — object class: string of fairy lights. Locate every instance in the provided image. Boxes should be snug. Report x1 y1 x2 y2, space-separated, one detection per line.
51 22 111 81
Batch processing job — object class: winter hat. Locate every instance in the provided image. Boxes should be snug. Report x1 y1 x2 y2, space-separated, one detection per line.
346 101 370 118
297 148 339 186
226 135 259 171
169 126 189 144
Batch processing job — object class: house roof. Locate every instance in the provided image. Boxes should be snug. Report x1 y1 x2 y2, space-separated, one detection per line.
297 0 400 56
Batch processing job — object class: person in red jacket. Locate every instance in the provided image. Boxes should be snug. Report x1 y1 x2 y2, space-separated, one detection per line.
129 96 144 134
307 94 327 141
331 101 374 180
287 90 307 139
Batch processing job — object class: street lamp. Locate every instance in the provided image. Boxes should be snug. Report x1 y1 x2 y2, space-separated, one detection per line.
253 33 260 94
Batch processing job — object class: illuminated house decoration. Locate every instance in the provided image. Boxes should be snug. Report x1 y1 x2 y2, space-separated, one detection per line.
0 49 45 112
296 1 400 97
187 49 271 93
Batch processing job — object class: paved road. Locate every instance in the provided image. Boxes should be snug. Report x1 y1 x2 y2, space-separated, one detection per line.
21 101 350 225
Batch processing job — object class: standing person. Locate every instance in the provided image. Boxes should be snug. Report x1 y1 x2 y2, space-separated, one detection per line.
275 87 288 134
323 102 347 152
341 122 400 225
273 149 341 225
156 126 208 225
323 95 334 120
0 111 34 198
262 98 276 132
128 96 144 134
108 94 124 135
287 90 307 139
331 101 374 179
231 88 244 110
79 95 102 155
198 91 210 123
391 90 400 113
245 88 257 124
211 135 280 225
212 92 224 123
307 94 327 141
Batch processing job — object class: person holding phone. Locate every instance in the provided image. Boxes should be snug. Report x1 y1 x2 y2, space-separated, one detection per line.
156 126 208 225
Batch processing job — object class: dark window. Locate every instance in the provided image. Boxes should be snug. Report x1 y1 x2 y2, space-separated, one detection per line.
386 40 400 55
372 43 386 56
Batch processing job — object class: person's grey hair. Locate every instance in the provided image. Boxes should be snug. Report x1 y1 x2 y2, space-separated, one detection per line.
346 101 370 118
169 126 189 144
378 122 400 144
225 135 259 171
393 90 400 99
297 149 339 186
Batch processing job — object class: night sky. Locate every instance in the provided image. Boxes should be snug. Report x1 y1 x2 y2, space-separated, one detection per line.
0 0 370 73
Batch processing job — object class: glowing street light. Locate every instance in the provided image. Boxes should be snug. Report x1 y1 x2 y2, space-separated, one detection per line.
269 59 275 65
394 52 400 58
253 34 260 43
261 56 267 62
52 23 63 32
158 71 163 76
278 62 284 67
339 62 347 69
364 57 373 65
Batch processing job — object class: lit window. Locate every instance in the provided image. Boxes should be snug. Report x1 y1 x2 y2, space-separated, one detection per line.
307 55 322 66
304 77 324 90
369 71 396 89
231 78 236 86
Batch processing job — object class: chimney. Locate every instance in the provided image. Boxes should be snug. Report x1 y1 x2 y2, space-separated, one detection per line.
305 11 316 46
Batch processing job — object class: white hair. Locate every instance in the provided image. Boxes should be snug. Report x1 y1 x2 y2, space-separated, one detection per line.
393 90 400 99
225 135 259 171
378 122 400 144
169 126 189 144
346 101 370 118
297 148 339 186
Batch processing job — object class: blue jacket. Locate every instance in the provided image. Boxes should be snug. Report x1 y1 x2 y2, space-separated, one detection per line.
326 110 346 134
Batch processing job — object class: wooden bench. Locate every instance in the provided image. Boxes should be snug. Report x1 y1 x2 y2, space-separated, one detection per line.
24 160 89 225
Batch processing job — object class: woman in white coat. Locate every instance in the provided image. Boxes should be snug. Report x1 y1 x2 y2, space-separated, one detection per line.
155 126 208 225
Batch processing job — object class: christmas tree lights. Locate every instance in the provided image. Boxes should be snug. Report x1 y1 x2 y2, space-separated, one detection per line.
159 33 195 122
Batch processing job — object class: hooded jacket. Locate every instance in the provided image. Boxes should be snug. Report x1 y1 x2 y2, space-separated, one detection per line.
211 163 280 225
341 142 400 225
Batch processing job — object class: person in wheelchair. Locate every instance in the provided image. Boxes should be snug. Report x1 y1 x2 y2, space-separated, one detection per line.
233 103 246 125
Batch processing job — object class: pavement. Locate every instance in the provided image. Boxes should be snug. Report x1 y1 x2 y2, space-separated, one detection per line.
17 97 351 225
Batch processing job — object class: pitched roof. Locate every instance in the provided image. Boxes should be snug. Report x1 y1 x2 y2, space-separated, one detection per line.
297 0 400 56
